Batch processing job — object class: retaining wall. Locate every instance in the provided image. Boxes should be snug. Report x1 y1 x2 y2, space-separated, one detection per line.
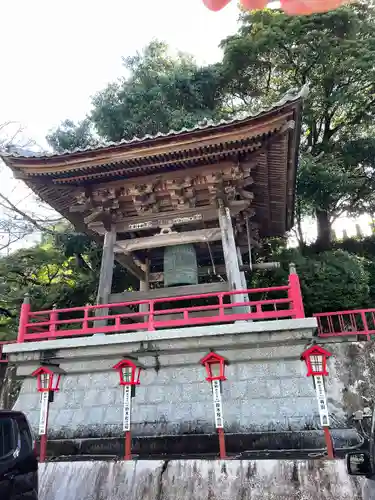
39 459 369 500
4 318 363 455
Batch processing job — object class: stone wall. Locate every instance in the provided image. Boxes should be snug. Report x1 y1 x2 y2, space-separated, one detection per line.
39 459 368 500
15 342 328 440
5 318 362 456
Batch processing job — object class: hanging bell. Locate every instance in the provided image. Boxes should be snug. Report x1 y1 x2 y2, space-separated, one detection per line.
164 244 198 287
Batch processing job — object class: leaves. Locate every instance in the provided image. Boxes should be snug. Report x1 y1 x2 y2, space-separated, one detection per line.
47 41 227 149
91 41 226 142
220 6 375 247
46 119 98 154
297 152 375 220
0 236 99 340
250 247 370 317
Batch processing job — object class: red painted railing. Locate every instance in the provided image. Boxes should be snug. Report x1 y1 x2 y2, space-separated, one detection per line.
314 309 375 339
17 272 304 343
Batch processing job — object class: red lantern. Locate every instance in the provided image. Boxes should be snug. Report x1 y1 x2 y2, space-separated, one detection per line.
31 365 64 392
200 352 227 382
301 345 332 377
113 359 143 386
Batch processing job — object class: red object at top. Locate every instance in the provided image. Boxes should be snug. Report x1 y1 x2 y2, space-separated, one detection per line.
203 0 348 15
301 345 332 377
31 365 64 392
200 352 228 381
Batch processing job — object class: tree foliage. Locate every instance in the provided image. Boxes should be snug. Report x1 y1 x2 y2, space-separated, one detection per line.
47 8 375 251
0 239 97 340
0 228 138 340
46 119 98 153
19 6 375 331
220 5 375 248
90 40 226 142
296 152 375 248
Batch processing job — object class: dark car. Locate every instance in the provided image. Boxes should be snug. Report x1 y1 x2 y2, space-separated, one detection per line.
0 410 38 499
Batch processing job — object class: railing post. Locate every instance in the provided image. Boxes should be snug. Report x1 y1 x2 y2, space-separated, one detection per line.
218 294 225 319
17 294 30 343
83 304 89 332
148 300 155 331
288 263 305 318
49 305 57 337
361 310 370 340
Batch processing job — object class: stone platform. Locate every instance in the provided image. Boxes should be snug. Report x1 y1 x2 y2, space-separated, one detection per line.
4 318 363 457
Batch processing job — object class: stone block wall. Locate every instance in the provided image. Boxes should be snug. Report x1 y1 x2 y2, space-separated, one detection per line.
15 346 323 439
7 319 351 443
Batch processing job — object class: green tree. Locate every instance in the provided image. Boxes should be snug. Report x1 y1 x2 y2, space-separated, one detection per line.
296 152 375 249
0 225 139 340
250 248 370 317
0 242 98 340
221 5 375 249
46 118 98 153
47 41 225 150
91 40 226 142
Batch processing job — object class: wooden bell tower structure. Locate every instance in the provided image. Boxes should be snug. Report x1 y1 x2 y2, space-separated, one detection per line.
2 88 304 311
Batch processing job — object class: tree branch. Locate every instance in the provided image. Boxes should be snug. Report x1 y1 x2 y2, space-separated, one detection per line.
0 192 55 236
329 96 375 137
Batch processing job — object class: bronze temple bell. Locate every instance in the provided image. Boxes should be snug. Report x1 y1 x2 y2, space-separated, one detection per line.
164 244 198 287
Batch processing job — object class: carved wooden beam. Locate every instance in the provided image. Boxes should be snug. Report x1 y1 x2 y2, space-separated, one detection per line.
115 228 222 253
70 159 256 221
89 200 251 234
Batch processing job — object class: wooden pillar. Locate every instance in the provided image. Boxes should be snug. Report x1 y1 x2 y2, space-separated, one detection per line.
218 206 247 312
139 259 150 321
236 247 251 314
236 247 248 291
95 226 116 328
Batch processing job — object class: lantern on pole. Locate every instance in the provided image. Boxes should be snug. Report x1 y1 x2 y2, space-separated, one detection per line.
200 352 228 459
31 365 65 463
113 358 144 460
301 345 334 459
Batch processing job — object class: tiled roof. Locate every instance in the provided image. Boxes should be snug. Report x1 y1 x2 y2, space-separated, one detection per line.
1 85 308 160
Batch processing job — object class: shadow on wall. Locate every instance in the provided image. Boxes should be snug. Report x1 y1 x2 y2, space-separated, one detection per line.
39 459 367 500
363 480 375 500
0 365 21 409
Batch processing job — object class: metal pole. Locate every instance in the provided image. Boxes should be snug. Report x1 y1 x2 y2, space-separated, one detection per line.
217 428 227 459
125 431 132 460
323 426 334 459
245 217 253 272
